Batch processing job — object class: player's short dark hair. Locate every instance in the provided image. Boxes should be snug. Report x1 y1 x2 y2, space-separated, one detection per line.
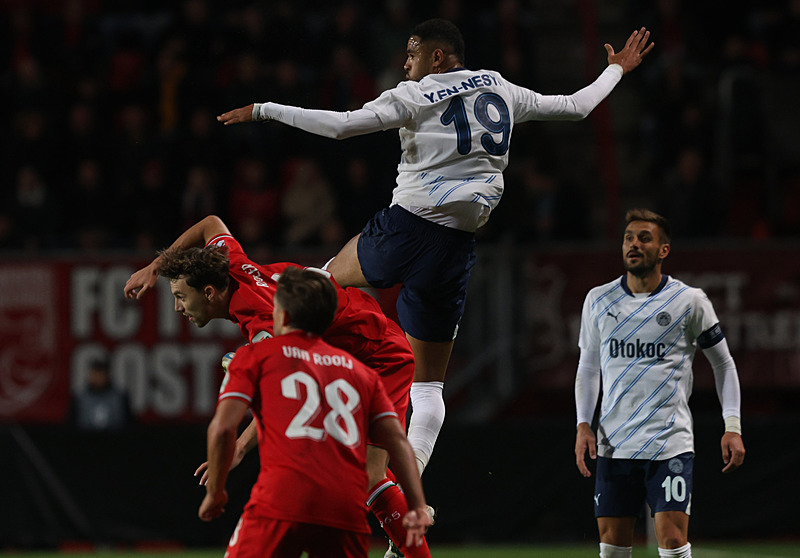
275 267 338 335
411 18 465 65
158 246 230 291
625 208 672 243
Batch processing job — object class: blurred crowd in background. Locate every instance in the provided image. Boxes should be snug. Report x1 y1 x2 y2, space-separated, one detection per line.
3 0 800 258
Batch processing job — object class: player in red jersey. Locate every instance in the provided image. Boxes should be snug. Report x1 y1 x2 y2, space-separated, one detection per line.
198 266 430 557
124 215 431 556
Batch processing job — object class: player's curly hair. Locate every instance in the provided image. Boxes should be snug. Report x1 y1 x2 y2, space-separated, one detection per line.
411 18 465 65
275 267 338 335
625 208 672 243
157 246 230 291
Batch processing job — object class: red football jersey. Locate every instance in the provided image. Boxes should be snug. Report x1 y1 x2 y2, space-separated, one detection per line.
205 233 414 382
219 330 398 532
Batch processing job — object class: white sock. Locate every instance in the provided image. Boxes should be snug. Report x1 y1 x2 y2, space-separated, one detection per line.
599 543 632 557
407 381 445 476
658 542 691 557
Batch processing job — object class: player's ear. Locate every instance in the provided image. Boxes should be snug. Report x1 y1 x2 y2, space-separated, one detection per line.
659 243 671 261
278 309 292 329
432 47 443 67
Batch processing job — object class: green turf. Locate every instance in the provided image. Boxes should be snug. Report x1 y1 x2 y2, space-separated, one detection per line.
5 543 800 558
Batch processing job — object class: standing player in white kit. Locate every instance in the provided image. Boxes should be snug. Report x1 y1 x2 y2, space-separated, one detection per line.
217 17 654 504
574 208 746 558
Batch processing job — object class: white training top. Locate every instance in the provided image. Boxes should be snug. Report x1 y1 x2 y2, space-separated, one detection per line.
576 275 739 460
254 64 623 231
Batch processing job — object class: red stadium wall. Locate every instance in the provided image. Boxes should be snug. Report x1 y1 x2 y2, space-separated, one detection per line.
451 242 800 420
2 245 798 424
1 247 799 547
0 259 243 424
516 245 800 392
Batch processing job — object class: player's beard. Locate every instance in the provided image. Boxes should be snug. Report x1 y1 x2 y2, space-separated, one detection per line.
624 253 658 278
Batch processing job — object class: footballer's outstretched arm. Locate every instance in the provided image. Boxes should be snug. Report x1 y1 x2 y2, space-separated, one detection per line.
123 215 231 299
218 103 384 140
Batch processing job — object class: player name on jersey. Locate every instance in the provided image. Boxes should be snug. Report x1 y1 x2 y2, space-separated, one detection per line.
422 73 501 103
240 263 272 287
281 345 354 369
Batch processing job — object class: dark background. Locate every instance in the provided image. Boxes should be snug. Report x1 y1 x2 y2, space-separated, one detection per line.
2 0 799 550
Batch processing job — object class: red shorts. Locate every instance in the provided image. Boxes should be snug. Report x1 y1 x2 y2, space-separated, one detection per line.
362 320 413 430
224 513 369 558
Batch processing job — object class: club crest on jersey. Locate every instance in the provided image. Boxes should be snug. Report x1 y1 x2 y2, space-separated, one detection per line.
656 311 672 326
668 458 684 474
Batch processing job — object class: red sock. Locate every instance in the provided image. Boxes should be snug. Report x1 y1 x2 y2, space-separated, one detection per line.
367 479 431 558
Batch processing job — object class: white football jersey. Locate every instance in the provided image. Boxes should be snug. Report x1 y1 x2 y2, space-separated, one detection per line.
578 275 723 460
363 66 621 230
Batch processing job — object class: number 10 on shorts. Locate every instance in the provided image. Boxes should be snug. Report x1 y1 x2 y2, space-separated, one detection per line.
661 475 687 502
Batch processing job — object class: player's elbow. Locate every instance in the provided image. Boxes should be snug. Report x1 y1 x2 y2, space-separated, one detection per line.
570 107 592 120
203 215 226 228
207 418 237 445
546 109 590 122
385 426 408 451
566 98 594 120
370 416 405 449
323 112 371 139
326 127 356 140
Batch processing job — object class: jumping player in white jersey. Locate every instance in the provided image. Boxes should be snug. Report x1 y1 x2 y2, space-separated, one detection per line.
574 208 746 558
218 17 653 518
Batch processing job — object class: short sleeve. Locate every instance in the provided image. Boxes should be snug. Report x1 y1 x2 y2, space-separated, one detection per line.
206 234 245 260
502 79 544 122
362 85 415 129
368 373 398 423
686 289 721 343
218 345 259 404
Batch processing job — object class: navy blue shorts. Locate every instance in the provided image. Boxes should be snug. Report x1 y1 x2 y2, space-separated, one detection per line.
357 205 476 342
594 453 694 518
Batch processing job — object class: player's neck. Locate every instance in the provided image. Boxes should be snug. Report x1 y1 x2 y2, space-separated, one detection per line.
275 325 308 337
218 290 234 320
437 54 463 74
626 270 662 294
440 62 463 73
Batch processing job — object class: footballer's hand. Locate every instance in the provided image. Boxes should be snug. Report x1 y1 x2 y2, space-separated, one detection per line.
721 432 745 473
194 461 211 485
575 422 597 478
217 104 255 125
198 490 228 521
605 27 654 74
403 508 433 548
124 263 159 300
195 446 246 485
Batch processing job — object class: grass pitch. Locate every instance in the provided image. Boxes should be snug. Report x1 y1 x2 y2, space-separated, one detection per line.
5 542 800 557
